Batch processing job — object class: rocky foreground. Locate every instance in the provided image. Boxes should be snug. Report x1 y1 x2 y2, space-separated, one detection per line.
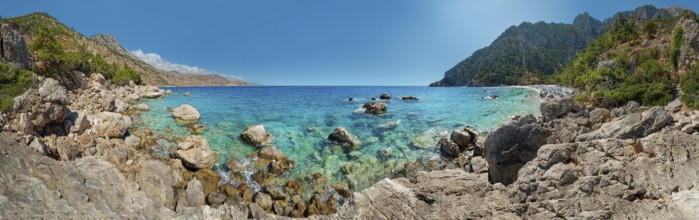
2 75 699 219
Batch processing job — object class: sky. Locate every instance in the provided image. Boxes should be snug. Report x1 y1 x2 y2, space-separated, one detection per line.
2 1 699 86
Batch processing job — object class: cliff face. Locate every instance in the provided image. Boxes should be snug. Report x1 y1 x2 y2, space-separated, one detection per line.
430 5 687 87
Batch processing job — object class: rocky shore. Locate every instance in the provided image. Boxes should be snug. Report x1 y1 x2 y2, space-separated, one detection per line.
2 77 699 219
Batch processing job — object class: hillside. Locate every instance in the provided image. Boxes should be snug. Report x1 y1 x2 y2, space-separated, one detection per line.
430 5 687 87
553 6 699 108
1 12 246 87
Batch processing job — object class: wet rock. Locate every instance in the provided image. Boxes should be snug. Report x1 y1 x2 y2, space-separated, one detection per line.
193 169 222 196
331 182 353 198
327 127 358 146
251 145 295 175
187 124 206 134
92 112 131 138
172 104 201 121
206 192 226 207
379 93 391 100
439 137 460 158
254 192 273 211
484 118 551 185
265 186 288 200
377 148 392 160
541 97 573 122
186 179 206 207
363 102 388 114
175 136 217 169
402 96 419 100
286 180 302 195
240 124 270 146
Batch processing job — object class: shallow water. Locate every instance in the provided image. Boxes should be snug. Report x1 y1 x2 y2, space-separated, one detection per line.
138 86 540 190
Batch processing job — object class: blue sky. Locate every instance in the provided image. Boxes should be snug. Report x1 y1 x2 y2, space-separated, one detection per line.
2 1 698 85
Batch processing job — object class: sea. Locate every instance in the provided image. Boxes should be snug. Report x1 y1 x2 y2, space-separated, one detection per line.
137 86 541 191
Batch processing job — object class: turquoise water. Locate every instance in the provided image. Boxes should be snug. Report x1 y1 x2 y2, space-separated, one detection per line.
137 86 540 190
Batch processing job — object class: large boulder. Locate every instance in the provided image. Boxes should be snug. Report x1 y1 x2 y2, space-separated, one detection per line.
172 104 201 121
483 118 551 185
363 102 388 114
136 160 176 208
540 97 573 122
185 179 206 207
12 77 70 134
240 125 270 146
327 127 358 146
175 136 217 169
1 23 30 69
577 106 672 141
92 112 131 138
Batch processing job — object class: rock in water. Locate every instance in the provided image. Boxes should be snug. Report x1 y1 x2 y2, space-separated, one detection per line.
439 137 460 158
401 96 419 100
92 112 132 138
133 103 150 111
379 93 391 100
484 119 551 185
241 124 270 146
363 102 388 114
187 124 206 134
540 97 573 122
327 127 358 146
172 104 201 121
176 136 217 169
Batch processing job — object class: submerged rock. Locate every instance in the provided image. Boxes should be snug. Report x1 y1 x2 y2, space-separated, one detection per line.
327 127 358 146
172 104 201 121
175 136 217 169
363 102 387 114
241 124 270 146
187 124 206 134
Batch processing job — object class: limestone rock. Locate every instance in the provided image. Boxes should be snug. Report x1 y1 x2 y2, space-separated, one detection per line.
363 102 388 114
193 169 222 196
133 103 149 111
470 156 488 173
206 192 226 207
254 192 273 211
439 137 460 158
540 97 573 121
172 104 201 121
186 179 206 207
589 108 611 125
484 118 551 185
1 23 30 69
327 127 358 146
577 106 672 141
136 160 176 208
175 136 217 169
92 112 131 138
240 124 270 146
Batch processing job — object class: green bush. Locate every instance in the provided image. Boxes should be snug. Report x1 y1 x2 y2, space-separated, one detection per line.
642 21 658 38
670 27 683 70
0 61 34 112
681 67 699 108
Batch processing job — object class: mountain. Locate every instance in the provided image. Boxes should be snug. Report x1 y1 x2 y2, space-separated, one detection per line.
2 12 246 86
430 13 603 87
430 5 690 87
553 5 699 107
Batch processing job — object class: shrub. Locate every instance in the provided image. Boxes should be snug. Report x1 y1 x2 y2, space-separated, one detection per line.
642 21 658 38
670 27 683 70
681 67 699 108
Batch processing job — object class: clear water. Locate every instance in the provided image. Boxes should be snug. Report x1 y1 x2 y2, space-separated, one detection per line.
137 86 540 190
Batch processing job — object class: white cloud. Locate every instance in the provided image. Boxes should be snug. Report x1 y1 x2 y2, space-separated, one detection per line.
131 49 210 75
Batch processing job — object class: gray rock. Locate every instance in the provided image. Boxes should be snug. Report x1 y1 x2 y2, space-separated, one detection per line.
540 97 573 122
1 23 30 69
577 106 672 141
327 127 358 146
92 112 131 138
240 124 270 146
175 136 217 169
136 160 176 208
625 101 640 113
363 102 388 114
484 119 551 185
172 104 200 121
206 192 227 207
186 179 206 207
133 103 149 111
589 108 611 125
470 157 488 173
69 111 90 135
12 78 70 134
666 99 682 113
254 192 273 211
450 129 472 150
439 137 460 158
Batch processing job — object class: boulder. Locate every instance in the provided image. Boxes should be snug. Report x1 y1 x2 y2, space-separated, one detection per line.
625 101 640 113
193 169 222 196
484 118 551 185
577 106 672 141
186 179 206 207
136 160 176 208
92 112 131 138
254 193 273 211
206 192 227 207
1 23 30 69
172 104 200 121
250 145 295 175
379 93 391 100
175 136 217 169
589 108 611 125
69 111 90 135
12 78 70 134
265 186 288 200
363 102 388 114
133 103 149 111
540 97 573 121
438 138 460 158
327 127 358 146
470 157 488 173
402 96 418 100
450 129 472 150
240 124 270 146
